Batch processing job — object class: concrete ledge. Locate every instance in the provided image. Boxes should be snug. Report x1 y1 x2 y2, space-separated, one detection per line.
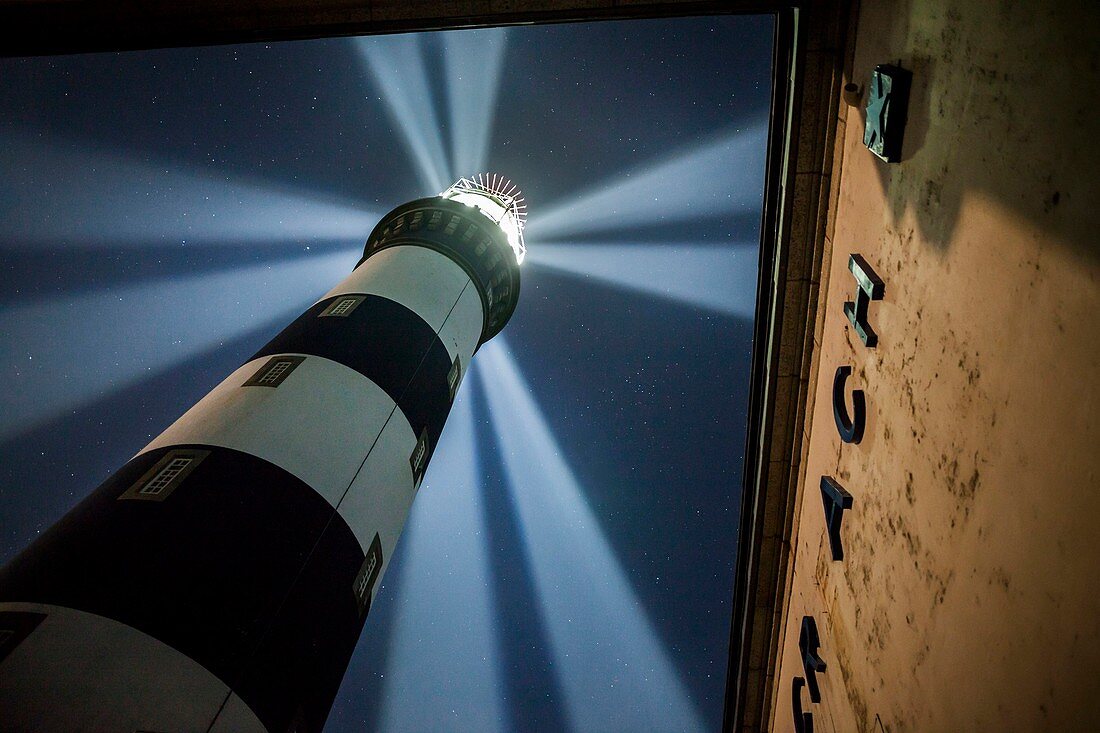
723 1 855 730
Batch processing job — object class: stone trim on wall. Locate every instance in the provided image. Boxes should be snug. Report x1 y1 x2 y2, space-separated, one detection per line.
723 1 857 730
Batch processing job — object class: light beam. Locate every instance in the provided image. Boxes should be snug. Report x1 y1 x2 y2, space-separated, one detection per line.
378 383 506 732
528 242 759 319
442 28 508 176
0 132 379 248
477 338 705 733
0 249 358 441
355 34 450 193
526 123 768 240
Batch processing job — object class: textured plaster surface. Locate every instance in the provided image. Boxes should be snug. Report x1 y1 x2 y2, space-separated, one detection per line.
771 0 1100 731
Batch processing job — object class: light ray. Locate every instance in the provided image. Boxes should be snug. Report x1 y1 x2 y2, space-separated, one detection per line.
528 242 759 319
0 132 379 248
526 123 768 240
355 34 450 193
0 249 358 441
477 338 705 733
442 28 508 176
378 380 506 732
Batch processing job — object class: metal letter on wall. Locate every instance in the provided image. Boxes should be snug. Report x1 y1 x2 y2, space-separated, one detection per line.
791 677 814 733
843 254 885 347
820 476 854 561
799 616 827 703
863 64 912 163
832 365 866 444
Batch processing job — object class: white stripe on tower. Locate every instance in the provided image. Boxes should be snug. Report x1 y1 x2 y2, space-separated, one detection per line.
321 244 473 350
436 275 486 365
138 354 399 509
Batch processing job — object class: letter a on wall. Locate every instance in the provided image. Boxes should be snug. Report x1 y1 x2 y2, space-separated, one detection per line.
820 476 854 561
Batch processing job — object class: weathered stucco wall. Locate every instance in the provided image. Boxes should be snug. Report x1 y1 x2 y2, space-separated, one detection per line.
770 0 1100 731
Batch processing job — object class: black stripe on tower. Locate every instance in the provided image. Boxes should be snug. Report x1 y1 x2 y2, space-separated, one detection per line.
0 445 365 733
253 293 453 464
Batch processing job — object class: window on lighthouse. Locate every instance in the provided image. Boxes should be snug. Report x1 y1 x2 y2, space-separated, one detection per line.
244 355 305 388
321 295 366 317
140 457 193 496
118 449 210 502
447 356 462 402
353 534 384 617
356 554 377 599
410 430 430 488
258 361 293 385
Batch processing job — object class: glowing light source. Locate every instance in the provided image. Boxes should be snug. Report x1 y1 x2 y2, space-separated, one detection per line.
0 132 379 248
355 35 450 193
442 28 509 176
526 123 768 240
441 174 527 264
477 338 705 733
528 242 758 318
0 250 359 441
378 385 506 732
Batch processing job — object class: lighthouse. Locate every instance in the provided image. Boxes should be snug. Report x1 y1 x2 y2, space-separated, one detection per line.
0 175 525 732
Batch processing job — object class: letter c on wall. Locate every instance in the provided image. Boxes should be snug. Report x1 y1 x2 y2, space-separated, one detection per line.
832 365 865 444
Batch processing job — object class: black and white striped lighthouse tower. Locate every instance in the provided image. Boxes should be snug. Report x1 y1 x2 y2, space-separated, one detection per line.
0 175 526 732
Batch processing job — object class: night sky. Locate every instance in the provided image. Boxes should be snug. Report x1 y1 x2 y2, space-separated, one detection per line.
0 14 773 732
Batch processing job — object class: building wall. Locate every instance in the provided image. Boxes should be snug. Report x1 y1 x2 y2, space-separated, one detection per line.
770 1 1100 731
0 0 777 56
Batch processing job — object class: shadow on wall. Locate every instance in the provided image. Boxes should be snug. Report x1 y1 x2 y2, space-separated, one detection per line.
849 0 1100 261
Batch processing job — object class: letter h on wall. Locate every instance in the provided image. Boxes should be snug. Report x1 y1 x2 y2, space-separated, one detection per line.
843 254 885 347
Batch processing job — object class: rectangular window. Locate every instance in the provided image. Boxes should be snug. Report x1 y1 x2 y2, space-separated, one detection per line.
329 298 358 316
320 295 366 318
258 361 292 384
355 555 376 599
410 429 430 488
139 457 192 495
243 355 305 388
352 533 384 617
447 356 462 403
118 449 210 502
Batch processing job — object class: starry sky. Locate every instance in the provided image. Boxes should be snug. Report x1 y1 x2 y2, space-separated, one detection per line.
0 14 773 732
